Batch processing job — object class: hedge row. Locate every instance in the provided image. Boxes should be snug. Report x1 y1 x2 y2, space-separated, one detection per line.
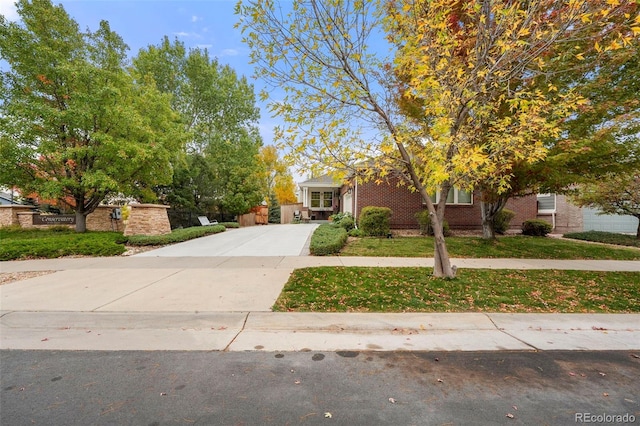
309 224 348 256
126 224 226 246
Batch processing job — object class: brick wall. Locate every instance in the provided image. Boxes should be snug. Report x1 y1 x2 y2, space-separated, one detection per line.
352 177 538 230
124 204 171 236
506 195 538 229
537 194 583 234
355 177 424 228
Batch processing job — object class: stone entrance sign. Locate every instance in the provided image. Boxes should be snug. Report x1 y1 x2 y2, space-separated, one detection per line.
32 214 76 225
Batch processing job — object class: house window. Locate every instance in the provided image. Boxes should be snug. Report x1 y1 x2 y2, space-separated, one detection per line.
311 191 333 209
537 193 556 213
430 188 473 205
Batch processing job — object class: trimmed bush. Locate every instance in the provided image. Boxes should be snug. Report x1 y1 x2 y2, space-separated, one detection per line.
522 219 553 237
330 212 355 231
359 206 392 237
127 224 225 246
494 209 515 235
564 231 640 248
348 228 364 237
219 222 240 228
414 210 450 236
310 223 348 255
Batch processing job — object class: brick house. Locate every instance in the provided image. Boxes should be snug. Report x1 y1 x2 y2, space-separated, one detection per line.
298 175 639 233
298 175 537 230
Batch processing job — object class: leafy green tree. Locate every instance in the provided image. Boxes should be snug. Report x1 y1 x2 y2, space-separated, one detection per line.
0 0 185 232
133 38 265 216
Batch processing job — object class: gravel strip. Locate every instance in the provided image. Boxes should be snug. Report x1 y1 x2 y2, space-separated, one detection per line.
0 271 56 286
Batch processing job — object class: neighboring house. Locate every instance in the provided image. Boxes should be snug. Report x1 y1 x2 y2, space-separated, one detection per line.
297 175 341 220
0 191 25 206
298 175 638 233
536 193 639 234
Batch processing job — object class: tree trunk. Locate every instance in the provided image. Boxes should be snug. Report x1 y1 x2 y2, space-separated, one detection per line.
480 200 496 240
479 194 508 240
636 217 640 239
75 210 87 233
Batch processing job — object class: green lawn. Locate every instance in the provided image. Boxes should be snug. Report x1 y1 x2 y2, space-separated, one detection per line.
340 235 640 260
274 267 640 313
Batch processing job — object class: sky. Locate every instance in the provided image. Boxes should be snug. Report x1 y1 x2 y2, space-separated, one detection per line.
0 0 296 176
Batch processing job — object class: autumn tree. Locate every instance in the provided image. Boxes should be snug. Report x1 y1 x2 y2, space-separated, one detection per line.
478 2 640 237
572 173 640 239
237 0 634 276
133 37 265 217
259 145 298 205
387 0 640 240
0 0 185 232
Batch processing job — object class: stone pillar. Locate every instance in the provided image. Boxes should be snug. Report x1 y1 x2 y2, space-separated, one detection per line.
87 206 124 232
0 205 35 227
124 204 171 236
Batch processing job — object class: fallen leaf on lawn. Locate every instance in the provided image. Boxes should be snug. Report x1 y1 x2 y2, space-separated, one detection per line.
294 380 301 385
506 413 514 419
324 412 332 418
388 398 396 404
437 379 443 383
631 354 640 359
599 372 606 376
41 338 49 342
160 392 167 396
603 393 609 397
434 358 439 362
512 405 518 410
568 372 576 376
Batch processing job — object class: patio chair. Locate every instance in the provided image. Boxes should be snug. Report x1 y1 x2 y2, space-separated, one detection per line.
300 210 311 223
198 216 219 226
293 210 301 221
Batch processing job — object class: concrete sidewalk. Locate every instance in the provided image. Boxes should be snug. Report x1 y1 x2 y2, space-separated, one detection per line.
1 256 639 352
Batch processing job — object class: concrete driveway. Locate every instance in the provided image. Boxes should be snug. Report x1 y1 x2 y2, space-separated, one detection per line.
134 223 319 257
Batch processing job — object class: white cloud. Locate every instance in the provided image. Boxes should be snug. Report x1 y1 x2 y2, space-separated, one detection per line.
220 48 238 57
173 31 191 37
191 15 202 23
0 0 19 22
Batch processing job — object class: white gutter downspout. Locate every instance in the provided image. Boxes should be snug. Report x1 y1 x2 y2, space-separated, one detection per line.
354 177 359 227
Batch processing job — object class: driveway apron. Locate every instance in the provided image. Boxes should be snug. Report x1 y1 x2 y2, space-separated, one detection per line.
134 223 319 257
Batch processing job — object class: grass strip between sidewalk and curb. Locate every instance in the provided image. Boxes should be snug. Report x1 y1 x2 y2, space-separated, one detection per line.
273 267 640 313
340 235 640 260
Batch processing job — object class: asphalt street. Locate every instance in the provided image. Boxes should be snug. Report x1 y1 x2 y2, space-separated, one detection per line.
2 350 639 425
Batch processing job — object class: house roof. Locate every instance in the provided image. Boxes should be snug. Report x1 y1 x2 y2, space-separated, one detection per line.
0 192 25 205
298 174 342 188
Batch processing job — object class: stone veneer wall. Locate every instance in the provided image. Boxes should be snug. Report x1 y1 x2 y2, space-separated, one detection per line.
0 205 34 227
87 206 124 232
6 205 124 231
124 203 171 236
